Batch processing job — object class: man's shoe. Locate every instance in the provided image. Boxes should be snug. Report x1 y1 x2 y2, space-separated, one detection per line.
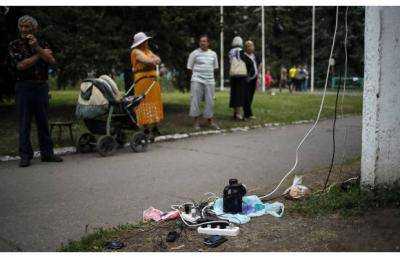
41 155 63 162
19 158 31 167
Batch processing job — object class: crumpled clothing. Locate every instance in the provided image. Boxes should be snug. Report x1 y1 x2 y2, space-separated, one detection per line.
212 195 284 224
143 206 180 222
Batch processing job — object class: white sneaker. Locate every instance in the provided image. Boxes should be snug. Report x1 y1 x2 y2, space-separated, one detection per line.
194 123 201 130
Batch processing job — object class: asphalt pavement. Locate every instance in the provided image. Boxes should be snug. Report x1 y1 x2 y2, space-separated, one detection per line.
0 116 362 251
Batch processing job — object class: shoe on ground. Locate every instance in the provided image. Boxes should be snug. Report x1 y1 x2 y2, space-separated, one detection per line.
194 123 201 131
209 122 221 130
41 155 63 162
19 158 31 167
233 114 244 121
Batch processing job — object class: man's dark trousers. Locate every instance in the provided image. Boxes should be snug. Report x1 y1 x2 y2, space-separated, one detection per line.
243 78 257 118
16 81 54 160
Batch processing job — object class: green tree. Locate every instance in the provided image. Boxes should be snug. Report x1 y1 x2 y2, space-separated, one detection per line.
1 6 365 98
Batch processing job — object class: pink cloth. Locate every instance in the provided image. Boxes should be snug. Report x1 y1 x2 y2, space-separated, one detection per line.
143 207 180 222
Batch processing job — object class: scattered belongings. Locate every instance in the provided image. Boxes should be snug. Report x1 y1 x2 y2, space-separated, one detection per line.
223 179 247 213
143 207 180 222
170 244 185 251
166 231 180 242
340 177 359 192
203 235 227 248
104 240 125 250
213 195 284 224
144 178 284 243
284 175 310 200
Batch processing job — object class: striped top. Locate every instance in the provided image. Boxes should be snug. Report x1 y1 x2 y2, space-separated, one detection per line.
187 48 218 84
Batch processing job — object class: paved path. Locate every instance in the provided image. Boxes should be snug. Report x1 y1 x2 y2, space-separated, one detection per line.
0 116 362 251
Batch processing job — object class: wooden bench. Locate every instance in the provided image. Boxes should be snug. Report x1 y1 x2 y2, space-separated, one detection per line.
50 121 74 143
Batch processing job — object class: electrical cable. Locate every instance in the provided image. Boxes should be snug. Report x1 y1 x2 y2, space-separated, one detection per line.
339 6 349 174
324 7 350 191
259 6 340 200
323 72 341 191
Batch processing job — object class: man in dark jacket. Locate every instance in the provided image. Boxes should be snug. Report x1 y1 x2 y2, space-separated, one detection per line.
8 15 62 167
242 40 261 119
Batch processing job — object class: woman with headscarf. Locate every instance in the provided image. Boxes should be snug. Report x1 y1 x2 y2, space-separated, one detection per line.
228 36 247 120
130 32 164 137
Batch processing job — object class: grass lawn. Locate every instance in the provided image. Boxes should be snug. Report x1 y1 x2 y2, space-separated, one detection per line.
0 89 363 156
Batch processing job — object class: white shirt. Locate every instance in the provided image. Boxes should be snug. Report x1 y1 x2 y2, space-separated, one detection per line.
187 48 218 84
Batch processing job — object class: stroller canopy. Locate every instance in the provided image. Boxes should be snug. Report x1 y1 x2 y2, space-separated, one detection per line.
76 75 123 119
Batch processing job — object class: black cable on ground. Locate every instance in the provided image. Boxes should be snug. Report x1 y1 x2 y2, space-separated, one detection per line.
323 72 342 191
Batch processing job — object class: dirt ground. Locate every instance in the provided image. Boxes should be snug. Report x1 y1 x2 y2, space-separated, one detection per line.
115 208 400 252
100 161 400 252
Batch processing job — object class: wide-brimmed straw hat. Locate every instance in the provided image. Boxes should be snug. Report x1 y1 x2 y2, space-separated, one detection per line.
130 32 152 49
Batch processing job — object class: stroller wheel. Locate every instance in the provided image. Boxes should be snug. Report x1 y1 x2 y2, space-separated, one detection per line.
97 135 117 157
130 132 148 153
76 133 96 153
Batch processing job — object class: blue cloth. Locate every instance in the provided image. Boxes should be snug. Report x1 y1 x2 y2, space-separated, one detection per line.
212 195 284 224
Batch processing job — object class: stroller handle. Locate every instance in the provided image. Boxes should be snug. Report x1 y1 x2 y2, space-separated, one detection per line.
124 65 160 97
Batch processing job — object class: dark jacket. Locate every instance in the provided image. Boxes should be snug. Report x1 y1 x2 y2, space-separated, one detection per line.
242 52 261 80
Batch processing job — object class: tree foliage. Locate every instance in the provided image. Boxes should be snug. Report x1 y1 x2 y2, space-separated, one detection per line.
0 6 364 98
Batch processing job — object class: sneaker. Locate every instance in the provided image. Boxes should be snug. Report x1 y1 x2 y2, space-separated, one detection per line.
19 158 31 167
41 155 63 163
209 122 221 130
233 114 244 121
194 122 201 131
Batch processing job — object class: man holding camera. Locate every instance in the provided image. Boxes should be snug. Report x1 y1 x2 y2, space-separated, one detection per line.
8 15 62 167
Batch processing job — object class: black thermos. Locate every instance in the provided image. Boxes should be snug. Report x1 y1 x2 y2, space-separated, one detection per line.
223 179 247 213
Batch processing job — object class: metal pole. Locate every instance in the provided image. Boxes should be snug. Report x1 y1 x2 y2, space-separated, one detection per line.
261 5 266 92
311 6 315 92
220 6 224 91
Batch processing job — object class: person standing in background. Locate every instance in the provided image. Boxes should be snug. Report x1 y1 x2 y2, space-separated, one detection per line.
264 69 273 89
294 64 302 91
187 34 220 130
8 15 63 167
288 64 298 93
242 40 261 120
300 64 309 91
130 32 164 137
228 36 247 121
279 66 288 92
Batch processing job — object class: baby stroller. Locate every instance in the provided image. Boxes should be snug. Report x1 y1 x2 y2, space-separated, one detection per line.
75 75 157 156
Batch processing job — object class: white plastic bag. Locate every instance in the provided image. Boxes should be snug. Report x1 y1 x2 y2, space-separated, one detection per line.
284 175 311 200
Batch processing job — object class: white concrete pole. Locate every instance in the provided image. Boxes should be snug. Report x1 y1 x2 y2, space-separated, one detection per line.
220 6 224 91
362 6 400 187
311 6 315 92
261 5 266 92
